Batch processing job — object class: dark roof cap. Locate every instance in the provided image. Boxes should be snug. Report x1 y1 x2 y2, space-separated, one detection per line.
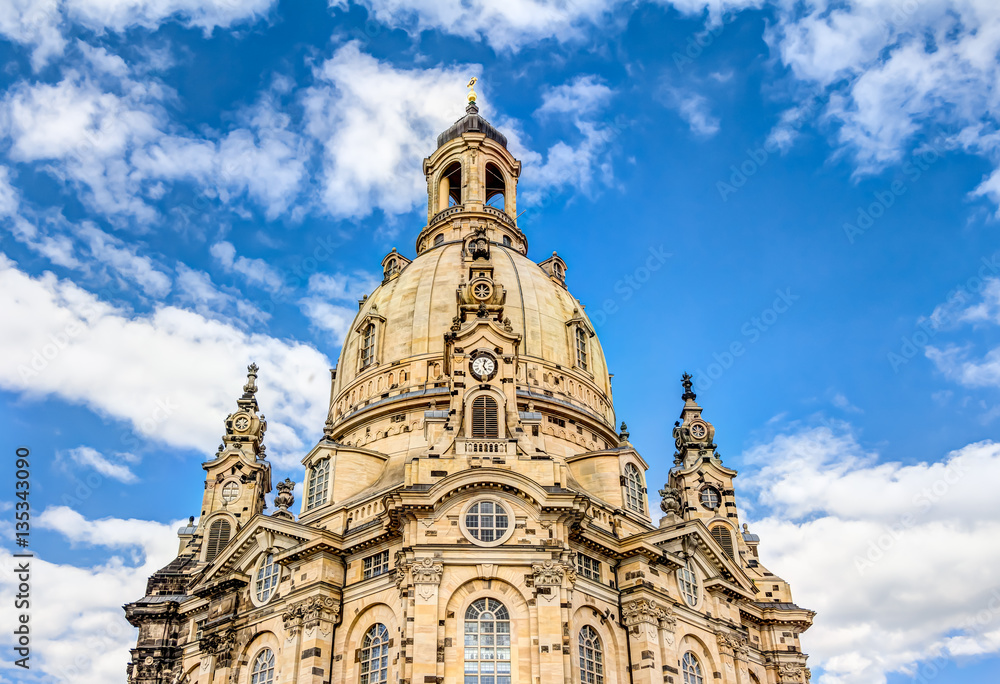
436 102 507 149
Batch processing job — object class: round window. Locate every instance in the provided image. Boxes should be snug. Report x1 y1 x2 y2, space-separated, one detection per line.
700 486 720 510
462 499 513 546
222 481 239 503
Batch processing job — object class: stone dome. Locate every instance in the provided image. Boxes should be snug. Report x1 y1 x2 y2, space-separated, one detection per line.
329 240 614 437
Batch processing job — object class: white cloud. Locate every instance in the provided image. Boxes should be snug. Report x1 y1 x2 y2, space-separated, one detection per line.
210 241 287 295
664 90 720 136
740 423 1000 684
62 445 140 483
0 255 330 465
332 0 618 51
174 264 269 325
0 508 179 683
298 271 379 344
302 42 479 218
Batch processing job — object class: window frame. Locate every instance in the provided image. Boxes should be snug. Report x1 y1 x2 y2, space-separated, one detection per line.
463 598 512 684
460 499 515 548
575 326 589 372
305 458 331 511
253 553 280 605
250 648 275 684
576 553 602 582
681 652 704 684
359 623 390 684
699 485 721 510
623 463 645 514
204 518 232 562
677 561 700 607
471 395 500 439
363 550 390 580
360 322 376 370
578 626 604 684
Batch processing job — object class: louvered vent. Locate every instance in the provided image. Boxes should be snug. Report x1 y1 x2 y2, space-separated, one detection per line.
472 396 499 438
205 519 231 562
711 525 734 560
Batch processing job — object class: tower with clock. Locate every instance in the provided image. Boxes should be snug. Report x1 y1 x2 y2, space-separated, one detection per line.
125 89 814 684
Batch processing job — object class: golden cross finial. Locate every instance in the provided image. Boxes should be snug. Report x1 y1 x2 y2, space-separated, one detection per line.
467 77 478 103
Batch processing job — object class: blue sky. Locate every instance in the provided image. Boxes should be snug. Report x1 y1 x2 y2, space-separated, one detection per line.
2 1 1000 682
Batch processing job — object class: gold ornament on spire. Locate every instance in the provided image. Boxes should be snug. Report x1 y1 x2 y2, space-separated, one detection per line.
467 77 478 103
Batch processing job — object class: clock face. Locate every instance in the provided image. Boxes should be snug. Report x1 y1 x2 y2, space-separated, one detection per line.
471 355 496 380
689 422 707 439
234 415 250 431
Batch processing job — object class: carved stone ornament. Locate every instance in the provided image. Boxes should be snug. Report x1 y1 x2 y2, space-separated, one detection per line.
531 560 568 587
658 485 683 516
200 627 237 669
777 663 806 683
621 598 669 627
411 557 444 584
283 596 341 633
271 478 295 520
716 630 750 660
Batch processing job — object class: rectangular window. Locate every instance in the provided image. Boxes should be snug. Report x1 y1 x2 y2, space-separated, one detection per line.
306 459 330 510
363 550 390 580
577 553 601 581
360 323 376 369
576 327 588 371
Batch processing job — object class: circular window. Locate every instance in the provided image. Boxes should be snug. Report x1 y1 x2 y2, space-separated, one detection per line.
472 281 493 301
700 486 720 510
222 482 239 503
254 553 280 605
461 499 514 547
677 562 699 607
689 421 707 439
234 415 250 431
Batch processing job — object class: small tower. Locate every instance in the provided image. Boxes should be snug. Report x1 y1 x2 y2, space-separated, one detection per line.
418 78 526 254
662 374 742 561
192 363 272 563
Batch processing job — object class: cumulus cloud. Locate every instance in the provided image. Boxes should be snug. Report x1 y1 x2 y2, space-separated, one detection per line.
740 423 1000 684
0 508 180 683
0 255 330 466
299 271 379 344
61 445 140 483
331 0 618 51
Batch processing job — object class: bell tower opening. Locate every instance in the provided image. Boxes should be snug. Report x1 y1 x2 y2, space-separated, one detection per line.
439 161 462 211
485 162 505 210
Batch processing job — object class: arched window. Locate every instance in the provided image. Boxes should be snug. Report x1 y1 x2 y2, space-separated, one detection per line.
360 623 390 684
205 519 231 562
472 395 499 438
306 458 331 510
360 323 376 369
711 525 735 560
677 561 699 607
440 161 462 210
681 652 703 684
578 626 604 684
502 235 512 247
434 233 445 246
251 649 275 684
385 258 397 278
623 463 644 513
255 553 279 603
575 326 588 371
464 598 511 684
749 674 761 684
485 162 506 210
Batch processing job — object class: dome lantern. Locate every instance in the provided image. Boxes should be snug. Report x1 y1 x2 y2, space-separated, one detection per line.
418 80 526 255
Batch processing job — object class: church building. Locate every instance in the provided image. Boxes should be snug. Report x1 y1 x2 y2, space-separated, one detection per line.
125 86 815 684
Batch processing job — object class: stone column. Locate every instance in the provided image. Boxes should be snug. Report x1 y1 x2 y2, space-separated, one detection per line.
289 597 340 684
622 599 665 684
657 604 678 681
531 559 571 684
410 557 444 684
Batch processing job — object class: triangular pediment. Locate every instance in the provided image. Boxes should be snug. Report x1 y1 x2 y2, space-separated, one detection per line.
642 520 756 599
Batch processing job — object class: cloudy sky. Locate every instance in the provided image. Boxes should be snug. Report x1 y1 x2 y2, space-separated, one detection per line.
2 1 1000 682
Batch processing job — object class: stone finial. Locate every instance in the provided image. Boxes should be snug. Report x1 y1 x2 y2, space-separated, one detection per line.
618 422 629 442
271 478 295 520
681 372 696 401
243 363 259 398
467 76 478 103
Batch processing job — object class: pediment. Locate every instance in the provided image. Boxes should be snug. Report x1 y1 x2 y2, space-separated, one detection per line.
193 514 317 590
644 521 756 598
